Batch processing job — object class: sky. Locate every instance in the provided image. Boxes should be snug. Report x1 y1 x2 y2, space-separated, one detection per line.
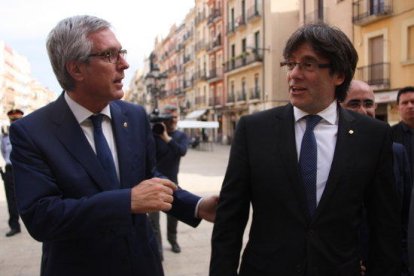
0 0 195 95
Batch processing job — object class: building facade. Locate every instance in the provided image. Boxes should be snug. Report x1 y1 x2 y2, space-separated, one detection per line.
0 41 55 126
130 0 413 144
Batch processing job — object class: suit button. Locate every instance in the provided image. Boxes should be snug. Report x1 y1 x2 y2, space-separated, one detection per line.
296 264 303 273
308 229 314 236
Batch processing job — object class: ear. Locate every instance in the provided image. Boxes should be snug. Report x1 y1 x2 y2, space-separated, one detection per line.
333 72 345 86
65 60 84 82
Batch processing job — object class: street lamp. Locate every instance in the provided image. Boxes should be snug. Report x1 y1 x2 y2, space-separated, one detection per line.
145 62 167 112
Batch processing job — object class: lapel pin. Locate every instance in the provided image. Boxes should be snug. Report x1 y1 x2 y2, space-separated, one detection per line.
348 130 354 135
123 122 128 128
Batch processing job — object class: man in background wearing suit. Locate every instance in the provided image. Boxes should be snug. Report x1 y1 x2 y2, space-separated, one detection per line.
392 86 414 275
342 79 412 275
10 15 216 276
210 23 400 276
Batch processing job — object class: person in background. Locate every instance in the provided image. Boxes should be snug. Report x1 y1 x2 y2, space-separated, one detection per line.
392 86 414 177
1 108 24 237
210 23 400 276
342 79 412 275
9 15 217 276
149 105 188 258
392 86 414 276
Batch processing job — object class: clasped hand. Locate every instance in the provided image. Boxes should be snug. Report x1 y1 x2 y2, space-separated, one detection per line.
131 177 177 213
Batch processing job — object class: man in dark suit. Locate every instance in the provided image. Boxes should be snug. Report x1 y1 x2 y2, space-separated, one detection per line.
392 86 414 178
409 188 414 274
9 15 216 276
210 23 400 276
392 86 414 275
342 80 412 275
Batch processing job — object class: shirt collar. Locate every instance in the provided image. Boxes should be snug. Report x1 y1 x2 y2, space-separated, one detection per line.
293 100 338 125
64 92 112 124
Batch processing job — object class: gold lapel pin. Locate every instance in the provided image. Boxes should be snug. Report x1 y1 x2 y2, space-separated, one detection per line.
123 122 128 128
348 130 354 134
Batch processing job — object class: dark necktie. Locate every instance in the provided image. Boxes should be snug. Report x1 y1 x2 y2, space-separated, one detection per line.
299 115 322 217
90 114 119 188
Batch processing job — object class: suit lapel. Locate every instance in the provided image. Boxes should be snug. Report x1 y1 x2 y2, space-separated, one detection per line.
313 107 356 219
52 95 118 191
110 103 132 189
275 105 310 216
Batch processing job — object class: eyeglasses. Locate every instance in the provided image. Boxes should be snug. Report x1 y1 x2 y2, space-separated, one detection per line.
280 61 331 72
344 99 375 109
88 49 127 64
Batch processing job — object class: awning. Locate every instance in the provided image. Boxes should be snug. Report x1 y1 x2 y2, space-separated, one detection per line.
177 120 219 129
185 109 207 120
374 90 398 104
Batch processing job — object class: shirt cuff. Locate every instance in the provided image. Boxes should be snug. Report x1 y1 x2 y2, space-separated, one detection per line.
194 197 203 218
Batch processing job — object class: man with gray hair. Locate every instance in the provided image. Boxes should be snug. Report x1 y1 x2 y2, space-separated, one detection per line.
9 15 217 276
149 105 188 258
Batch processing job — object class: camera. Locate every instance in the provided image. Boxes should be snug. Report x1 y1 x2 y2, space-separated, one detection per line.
148 109 173 135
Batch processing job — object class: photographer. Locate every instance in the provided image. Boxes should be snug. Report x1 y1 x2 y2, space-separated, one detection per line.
149 105 188 259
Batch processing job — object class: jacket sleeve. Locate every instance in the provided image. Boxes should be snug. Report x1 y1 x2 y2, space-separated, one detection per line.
366 127 402 275
9 121 132 242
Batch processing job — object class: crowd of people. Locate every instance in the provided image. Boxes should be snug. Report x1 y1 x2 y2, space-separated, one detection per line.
1 14 413 276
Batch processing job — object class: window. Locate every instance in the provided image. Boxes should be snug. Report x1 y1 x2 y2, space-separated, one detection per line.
402 18 414 63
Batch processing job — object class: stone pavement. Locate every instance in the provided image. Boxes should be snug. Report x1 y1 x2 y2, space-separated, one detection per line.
0 144 236 276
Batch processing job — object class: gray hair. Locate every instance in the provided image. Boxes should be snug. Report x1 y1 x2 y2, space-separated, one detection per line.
46 15 111 91
161 105 178 114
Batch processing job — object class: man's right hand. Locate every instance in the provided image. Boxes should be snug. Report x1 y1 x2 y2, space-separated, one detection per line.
131 178 177 213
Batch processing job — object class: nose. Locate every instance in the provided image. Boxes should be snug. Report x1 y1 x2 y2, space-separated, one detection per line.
358 106 368 115
117 55 129 70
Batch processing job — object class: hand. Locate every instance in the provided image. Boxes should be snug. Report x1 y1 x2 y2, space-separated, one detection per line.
159 123 172 143
197 195 219 222
131 178 177 213
360 260 366 276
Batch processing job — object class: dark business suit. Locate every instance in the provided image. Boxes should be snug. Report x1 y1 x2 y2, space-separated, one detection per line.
10 94 201 276
408 186 414 274
210 104 400 276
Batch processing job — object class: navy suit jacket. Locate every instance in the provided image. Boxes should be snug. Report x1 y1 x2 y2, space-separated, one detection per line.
10 94 201 276
210 104 401 276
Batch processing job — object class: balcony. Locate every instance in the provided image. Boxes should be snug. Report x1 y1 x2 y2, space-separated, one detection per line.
208 8 221 25
195 95 206 105
207 67 223 82
207 34 222 52
195 70 207 81
249 87 261 101
247 4 262 22
234 16 246 31
208 96 223 107
227 22 236 35
223 52 263 73
353 0 393 25
356 62 390 88
236 90 247 102
227 91 235 104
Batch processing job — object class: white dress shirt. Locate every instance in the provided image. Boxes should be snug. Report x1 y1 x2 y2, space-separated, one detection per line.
294 101 338 205
64 92 120 180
